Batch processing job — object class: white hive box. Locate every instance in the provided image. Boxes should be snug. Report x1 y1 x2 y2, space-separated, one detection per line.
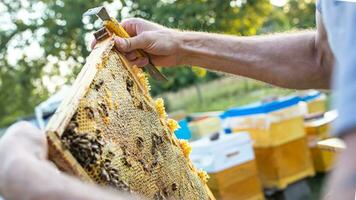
190 132 254 173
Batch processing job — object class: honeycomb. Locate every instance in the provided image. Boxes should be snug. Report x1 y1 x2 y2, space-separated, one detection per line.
47 38 211 200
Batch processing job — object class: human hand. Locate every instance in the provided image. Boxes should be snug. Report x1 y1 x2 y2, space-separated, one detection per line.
0 121 49 199
0 122 136 200
92 18 183 67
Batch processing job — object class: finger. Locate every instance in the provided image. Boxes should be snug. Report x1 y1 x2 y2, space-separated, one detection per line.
130 57 149 67
114 34 148 53
121 18 139 37
124 51 138 61
0 121 47 160
91 38 97 49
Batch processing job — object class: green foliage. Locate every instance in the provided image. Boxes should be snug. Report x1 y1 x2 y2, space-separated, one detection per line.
262 0 316 33
0 0 113 127
162 77 294 113
128 0 273 94
0 0 317 127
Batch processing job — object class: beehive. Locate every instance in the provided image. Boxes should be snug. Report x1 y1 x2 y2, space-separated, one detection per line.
222 97 313 189
254 137 315 189
46 38 214 200
305 111 337 172
208 161 265 200
223 97 306 148
189 117 222 140
305 95 326 115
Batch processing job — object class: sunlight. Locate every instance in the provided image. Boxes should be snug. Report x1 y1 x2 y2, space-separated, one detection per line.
270 0 287 7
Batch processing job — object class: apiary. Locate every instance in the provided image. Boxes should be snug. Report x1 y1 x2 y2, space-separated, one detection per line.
222 96 306 148
46 38 214 200
305 111 337 172
221 97 315 189
191 133 264 200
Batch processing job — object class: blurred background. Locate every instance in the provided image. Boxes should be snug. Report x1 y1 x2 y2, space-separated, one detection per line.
2 1 337 200
0 0 317 129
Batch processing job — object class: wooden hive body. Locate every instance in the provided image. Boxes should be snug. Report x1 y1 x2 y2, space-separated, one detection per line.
305 113 337 172
254 137 315 189
46 38 214 200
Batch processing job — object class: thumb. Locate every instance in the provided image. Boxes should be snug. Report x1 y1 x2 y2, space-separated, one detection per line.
114 34 148 52
0 121 47 160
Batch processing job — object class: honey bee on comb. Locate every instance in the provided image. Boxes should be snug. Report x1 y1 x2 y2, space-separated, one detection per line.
45 38 214 200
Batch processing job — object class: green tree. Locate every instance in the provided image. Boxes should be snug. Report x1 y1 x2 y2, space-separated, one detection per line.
0 0 113 127
262 0 316 33
0 0 316 127
127 0 273 95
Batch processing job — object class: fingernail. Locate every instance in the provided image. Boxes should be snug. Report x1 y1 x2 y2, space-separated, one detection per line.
114 37 126 49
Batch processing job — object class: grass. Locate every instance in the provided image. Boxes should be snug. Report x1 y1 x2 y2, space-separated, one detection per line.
160 76 295 113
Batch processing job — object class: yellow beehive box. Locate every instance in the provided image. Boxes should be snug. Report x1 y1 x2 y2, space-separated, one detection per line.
254 137 315 189
191 133 264 200
210 174 264 200
223 96 306 147
232 116 305 148
208 160 258 190
310 148 335 172
189 117 222 140
305 111 337 172
299 90 327 114
306 97 326 114
305 110 337 140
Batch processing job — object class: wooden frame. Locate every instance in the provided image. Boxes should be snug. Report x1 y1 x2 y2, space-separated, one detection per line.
45 38 215 200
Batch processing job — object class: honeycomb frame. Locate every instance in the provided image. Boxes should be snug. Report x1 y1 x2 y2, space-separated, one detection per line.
46 37 215 200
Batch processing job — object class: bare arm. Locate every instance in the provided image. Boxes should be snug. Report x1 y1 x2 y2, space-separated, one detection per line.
179 31 325 89
108 15 332 89
0 122 137 200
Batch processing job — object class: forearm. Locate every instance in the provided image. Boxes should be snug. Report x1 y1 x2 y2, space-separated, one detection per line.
178 31 330 89
0 153 135 200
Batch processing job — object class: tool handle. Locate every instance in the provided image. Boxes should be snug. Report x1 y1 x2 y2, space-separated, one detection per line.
104 18 167 81
104 18 146 58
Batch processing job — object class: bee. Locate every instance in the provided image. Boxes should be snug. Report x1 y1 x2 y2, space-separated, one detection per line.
71 111 78 122
152 134 164 148
121 145 131 156
84 106 95 120
154 191 166 200
126 77 134 93
171 183 178 191
100 168 111 182
121 157 132 167
98 102 109 118
136 137 144 150
116 180 130 192
93 80 104 91
106 151 115 159
151 158 159 168
138 159 150 172
162 188 169 198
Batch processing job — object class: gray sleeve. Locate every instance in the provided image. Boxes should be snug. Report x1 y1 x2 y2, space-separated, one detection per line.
322 2 356 136
316 0 321 13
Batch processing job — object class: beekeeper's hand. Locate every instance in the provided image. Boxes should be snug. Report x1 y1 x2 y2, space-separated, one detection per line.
92 18 183 67
0 121 137 200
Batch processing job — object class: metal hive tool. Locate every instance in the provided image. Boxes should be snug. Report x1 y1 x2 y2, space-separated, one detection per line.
46 37 214 200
